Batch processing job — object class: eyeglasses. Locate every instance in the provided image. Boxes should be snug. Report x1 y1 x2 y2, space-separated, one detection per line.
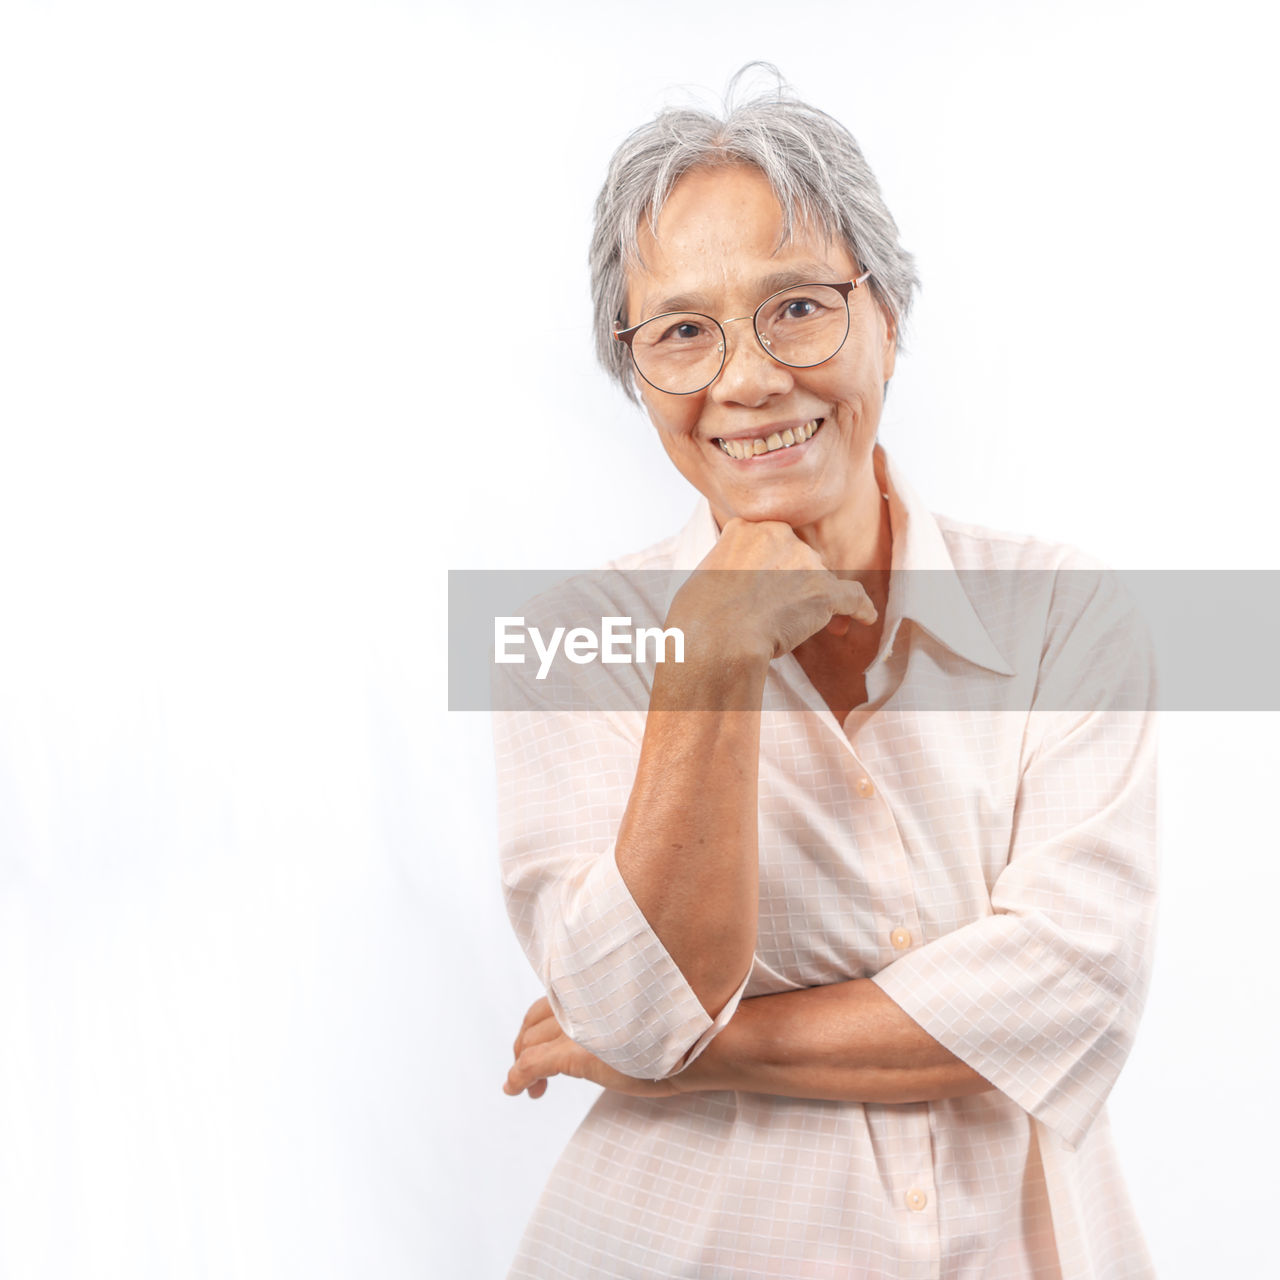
613 271 871 395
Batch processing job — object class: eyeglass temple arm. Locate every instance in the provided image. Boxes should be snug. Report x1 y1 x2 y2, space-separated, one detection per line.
838 270 873 298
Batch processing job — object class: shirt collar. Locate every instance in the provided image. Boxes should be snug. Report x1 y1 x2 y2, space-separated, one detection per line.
879 448 1014 676
667 444 1013 677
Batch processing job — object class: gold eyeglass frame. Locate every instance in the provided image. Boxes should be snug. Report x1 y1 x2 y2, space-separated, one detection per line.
612 270 872 395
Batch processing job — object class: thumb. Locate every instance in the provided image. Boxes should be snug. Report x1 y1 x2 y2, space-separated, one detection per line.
834 580 878 626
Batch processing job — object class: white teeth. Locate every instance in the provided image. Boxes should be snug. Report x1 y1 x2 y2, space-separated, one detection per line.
718 419 821 459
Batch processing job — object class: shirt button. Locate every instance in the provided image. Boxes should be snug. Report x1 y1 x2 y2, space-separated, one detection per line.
905 1188 928 1212
855 776 875 798
890 927 912 950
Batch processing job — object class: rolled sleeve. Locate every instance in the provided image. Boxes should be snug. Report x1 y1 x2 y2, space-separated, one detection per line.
873 566 1159 1150
495 703 745 1080
542 834 748 1078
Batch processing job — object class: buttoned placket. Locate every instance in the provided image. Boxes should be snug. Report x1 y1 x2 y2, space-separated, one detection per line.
772 636 942 1278
857 632 927 969
776 622 928 962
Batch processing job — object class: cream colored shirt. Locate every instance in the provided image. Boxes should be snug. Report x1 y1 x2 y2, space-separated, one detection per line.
495 449 1157 1279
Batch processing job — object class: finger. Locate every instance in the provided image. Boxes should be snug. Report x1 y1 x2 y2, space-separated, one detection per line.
505 1038 568 1096
513 1011 564 1063
520 996 552 1033
518 1014 565 1053
505 1039 548 1094
504 1056 543 1096
528 1079 548 1100
833 581 877 625
512 1019 557 1065
513 996 553 1057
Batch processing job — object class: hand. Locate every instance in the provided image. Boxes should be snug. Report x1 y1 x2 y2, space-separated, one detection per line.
503 996 682 1100
669 518 878 666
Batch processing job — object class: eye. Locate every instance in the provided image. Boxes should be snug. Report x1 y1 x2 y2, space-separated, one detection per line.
655 318 710 344
785 298 819 319
631 313 718 367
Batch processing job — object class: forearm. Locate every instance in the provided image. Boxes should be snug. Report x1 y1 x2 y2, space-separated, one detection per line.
609 522 878 1024
674 979 995 1103
615 648 768 1018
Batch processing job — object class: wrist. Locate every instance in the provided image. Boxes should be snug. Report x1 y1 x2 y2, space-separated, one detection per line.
649 632 769 712
664 594 774 670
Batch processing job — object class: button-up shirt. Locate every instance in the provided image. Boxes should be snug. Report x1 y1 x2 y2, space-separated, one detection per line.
494 448 1157 1279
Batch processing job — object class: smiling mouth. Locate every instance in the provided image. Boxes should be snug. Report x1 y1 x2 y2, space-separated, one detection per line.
716 418 823 460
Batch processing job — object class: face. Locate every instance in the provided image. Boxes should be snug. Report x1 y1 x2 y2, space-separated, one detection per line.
624 165 896 543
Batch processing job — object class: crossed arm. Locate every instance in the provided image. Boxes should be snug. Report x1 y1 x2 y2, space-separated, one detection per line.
502 529 994 1106
498 536 1156 1136
504 977 995 1103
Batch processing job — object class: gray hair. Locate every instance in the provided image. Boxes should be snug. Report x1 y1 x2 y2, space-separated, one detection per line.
590 66 919 402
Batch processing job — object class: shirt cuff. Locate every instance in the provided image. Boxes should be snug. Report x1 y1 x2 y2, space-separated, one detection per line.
544 844 747 1081
870 919 1131 1151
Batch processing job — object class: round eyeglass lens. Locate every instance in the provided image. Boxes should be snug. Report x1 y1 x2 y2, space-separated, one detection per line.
755 285 851 368
627 285 853 394
629 313 724 395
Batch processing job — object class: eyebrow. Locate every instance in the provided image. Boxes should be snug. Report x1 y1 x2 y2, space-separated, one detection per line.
643 263 847 319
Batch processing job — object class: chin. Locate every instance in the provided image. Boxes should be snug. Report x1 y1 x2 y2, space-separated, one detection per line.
721 497 826 529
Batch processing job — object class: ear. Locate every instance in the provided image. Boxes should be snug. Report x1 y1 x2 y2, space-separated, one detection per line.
879 306 898 382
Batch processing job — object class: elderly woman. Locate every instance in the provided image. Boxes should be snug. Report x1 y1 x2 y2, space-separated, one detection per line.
496 75 1156 1280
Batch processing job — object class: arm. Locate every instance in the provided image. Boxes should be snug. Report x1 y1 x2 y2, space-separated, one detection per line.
674 980 994 1103
496 520 875 1077
507 689 1151 1119
507 563 1156 1140
506 980 995 1104
615 521 876 1017
610 654 766 1021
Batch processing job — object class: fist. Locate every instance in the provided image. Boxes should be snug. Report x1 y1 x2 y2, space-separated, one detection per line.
669 519 877 666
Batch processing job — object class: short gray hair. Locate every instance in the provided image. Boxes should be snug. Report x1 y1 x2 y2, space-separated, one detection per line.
590 66 920 402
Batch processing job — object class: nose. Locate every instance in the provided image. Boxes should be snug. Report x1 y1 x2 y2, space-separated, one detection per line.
710 316 794 406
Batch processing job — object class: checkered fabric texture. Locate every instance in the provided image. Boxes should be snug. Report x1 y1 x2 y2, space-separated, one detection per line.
495 451 1157 1279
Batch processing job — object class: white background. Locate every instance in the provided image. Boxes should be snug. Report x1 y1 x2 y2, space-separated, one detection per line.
1 0 1277 1276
